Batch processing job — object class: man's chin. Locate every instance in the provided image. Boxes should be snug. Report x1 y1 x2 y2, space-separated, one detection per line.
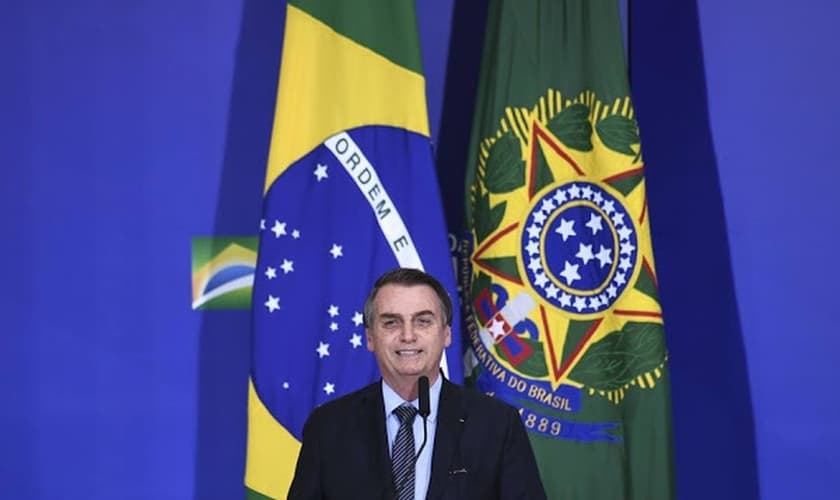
394 366 426 378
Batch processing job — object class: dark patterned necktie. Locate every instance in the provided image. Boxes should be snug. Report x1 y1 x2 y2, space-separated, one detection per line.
391 404 418 500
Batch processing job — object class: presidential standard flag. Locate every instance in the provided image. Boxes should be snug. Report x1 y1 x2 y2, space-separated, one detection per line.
461 1 675 498
244 1 463 499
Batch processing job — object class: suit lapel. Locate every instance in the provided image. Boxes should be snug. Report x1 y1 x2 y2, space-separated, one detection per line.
425 380 463 500
357 381 395 500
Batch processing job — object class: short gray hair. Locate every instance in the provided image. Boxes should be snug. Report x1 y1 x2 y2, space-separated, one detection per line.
362 268 453 328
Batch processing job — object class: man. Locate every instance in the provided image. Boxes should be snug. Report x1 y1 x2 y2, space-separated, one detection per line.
288 268 547 500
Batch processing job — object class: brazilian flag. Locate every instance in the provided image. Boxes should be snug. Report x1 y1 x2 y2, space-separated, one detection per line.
462 1 675 498
245 1 463 498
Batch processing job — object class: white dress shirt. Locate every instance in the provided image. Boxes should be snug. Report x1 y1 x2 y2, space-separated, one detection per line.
382 375 442 500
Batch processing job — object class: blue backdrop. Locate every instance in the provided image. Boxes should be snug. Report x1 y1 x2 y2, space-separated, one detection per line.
2 1 838 499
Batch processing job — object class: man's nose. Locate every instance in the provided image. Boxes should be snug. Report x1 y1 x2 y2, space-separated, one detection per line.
398 325 418 342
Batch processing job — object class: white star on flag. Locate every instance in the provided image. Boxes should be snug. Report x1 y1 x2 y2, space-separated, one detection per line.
595 245 613 268
352 311 364 326
292 229 300 239
559 293 572 307
323 382 335 395
329 244 343 259
349 334 362 348
271 220 287 238
281 259 294 274
265 266 277 279
586 213 604 235
576 243 595 265
329 322 338 332
555 218 576 241
328 305 339 317
486 317 507 340
559 261 581 285
618 226 632 241
314 163 328 181
264 295 280 313
540 198 556 213
526 240 540 255
619 257 633 271
316 341 330 358
259 219 265 230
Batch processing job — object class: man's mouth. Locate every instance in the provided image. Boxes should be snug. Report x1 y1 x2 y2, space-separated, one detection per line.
396 349 422 357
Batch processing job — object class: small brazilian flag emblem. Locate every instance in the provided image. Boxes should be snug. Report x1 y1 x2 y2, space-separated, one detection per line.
191 236 258 310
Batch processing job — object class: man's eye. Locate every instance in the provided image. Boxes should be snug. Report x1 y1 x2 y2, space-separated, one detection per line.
415 318 433 327
382 319 399 328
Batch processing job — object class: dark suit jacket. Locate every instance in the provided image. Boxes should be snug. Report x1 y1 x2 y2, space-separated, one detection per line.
288 378 547 500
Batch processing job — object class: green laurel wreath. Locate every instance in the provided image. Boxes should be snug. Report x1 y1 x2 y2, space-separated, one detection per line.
473 102 640 246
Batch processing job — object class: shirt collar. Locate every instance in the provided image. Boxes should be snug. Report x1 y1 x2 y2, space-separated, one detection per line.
381 375 443 423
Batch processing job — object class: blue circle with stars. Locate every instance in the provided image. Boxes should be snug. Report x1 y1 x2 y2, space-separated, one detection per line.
519 181 638 314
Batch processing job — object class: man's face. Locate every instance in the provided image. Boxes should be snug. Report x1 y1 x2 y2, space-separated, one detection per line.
366 283 451 388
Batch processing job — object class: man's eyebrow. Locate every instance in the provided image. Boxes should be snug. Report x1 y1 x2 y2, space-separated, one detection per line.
376 311 436 320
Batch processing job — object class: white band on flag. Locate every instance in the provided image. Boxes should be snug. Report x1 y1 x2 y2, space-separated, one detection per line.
324 130 450 377
325 131 423 269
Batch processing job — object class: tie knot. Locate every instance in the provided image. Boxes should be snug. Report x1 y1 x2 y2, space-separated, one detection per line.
393 404 417 424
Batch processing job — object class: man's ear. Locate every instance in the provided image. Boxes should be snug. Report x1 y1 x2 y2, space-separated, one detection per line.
366 329 375 352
